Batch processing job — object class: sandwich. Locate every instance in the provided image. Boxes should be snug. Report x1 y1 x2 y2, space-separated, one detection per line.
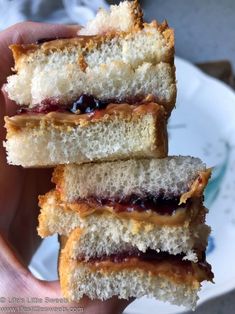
4 0 175 167
38 157 211 261
59 232 213 309
3 0 213 309
38 156 214 308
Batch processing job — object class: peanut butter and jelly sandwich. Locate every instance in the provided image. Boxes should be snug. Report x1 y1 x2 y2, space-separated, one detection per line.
4 0 175 167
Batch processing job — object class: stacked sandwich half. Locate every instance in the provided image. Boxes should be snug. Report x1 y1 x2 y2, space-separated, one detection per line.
4 0 213 310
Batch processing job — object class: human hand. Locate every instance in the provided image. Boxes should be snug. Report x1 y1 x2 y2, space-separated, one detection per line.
0 22 131 314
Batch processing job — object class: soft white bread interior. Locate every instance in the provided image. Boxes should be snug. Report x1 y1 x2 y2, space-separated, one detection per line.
4 104 167 167
63 223 210 263
38 191 210 262
59 251 205 309
5 1 175 113
79 0 143 35
53 156 209 202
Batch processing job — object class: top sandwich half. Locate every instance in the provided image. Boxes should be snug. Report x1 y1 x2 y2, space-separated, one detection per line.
5 0 175 112
4 0 175 167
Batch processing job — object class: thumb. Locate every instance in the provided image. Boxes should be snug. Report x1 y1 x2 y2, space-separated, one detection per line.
0 234 132 314
0 234 81 312
40 280 132 314
0 21 81 87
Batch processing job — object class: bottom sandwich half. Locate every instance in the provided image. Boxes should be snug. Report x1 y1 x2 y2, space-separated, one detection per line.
59 232 214 309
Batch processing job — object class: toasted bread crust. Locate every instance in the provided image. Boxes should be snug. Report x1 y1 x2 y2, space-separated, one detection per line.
6 0 176 114
130 0 144 29
11 21 174 69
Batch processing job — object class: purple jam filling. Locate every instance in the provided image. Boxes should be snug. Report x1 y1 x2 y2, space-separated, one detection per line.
17 94 110 115
85 194 188 216
88 250 189 263
16 94 149 115
81 249 214 281
36 37 67 44
81 249 212 278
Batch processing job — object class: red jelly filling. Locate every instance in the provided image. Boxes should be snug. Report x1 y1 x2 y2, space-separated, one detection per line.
17 95 109 115
87 250 188 263
17 100 68 114
85 195 188 216
36 36 67 44
81 249 213 279
17 94 151 115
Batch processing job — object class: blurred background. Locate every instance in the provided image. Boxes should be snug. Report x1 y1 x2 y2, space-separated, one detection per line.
1 1 234 314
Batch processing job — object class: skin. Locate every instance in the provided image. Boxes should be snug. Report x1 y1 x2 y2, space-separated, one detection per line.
0 22 131 314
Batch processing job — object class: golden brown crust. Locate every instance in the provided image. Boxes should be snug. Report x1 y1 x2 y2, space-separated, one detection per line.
37 212 48 237
179 169 212 205
60 235 68 251
11 0 144 65
59 250 70 298
62 228 82 256
131 0 144 29
52 166 65 191
10 21 174 69
4 102 167 136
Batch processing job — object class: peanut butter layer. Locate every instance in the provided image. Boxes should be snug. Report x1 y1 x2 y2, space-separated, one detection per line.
5 102 166 136
75 255 213 286
39 190 205 227
73 199 205 226
180 169 211 204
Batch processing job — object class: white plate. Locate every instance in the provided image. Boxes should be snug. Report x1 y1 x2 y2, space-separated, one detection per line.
30 57 235 314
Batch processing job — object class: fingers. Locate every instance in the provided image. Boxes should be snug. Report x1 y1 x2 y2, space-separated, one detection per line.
0 233 31 293
36 281 131 314
40 280 132 314
0 234 77 308
0 234 132 314
77 296 133 314
2 22 80 44
38 279 131 314
7 168 53 264
0 22 80 87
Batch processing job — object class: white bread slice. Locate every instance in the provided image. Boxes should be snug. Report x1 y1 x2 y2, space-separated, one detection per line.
62 223 210 263
37 190 210 262
4 103 167 167
59 249 213 309
5 2 175 113
79 0 143 35
53 156 210 202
